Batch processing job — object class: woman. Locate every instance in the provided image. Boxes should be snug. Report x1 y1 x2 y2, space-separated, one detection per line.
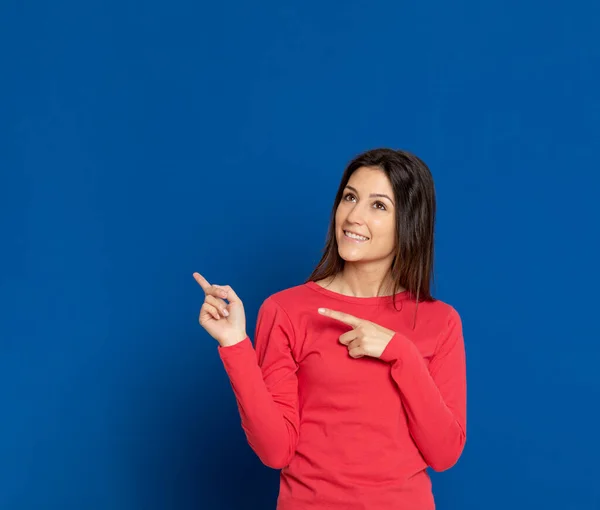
193 148 467 510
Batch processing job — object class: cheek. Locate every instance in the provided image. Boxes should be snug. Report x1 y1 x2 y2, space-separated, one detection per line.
334 206 344 227
372 218 395 246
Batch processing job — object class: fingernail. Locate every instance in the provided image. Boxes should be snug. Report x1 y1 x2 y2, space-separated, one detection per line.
318 308 325 313
222 308 229 317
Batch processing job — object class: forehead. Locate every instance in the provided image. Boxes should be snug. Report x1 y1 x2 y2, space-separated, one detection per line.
346 166 392 192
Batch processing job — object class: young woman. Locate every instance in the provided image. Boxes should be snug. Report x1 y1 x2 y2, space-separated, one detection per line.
193 148 467 510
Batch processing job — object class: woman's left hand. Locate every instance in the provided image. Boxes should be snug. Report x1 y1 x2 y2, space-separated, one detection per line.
318 307 395 359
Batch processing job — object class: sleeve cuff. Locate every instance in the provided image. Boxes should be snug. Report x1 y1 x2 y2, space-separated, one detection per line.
218 336 253 359
379 332 418 363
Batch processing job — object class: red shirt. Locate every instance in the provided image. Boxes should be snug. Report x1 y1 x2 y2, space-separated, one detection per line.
218 281 467 509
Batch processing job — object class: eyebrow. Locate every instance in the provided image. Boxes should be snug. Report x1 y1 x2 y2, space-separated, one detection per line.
345 185 394 205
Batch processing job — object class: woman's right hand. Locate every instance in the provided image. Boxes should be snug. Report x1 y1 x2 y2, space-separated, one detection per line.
193 272 248 347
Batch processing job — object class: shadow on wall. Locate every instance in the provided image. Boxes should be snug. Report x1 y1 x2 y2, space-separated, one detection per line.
121 248 315 509
123 357 280 510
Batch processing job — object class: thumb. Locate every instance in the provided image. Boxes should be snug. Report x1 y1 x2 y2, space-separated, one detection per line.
215 284 241 304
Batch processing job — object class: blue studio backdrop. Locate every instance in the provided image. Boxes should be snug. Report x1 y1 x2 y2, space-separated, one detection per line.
1 1 599 509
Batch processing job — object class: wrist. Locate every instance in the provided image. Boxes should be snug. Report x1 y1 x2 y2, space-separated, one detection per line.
379 332 404 362
219 331 248 348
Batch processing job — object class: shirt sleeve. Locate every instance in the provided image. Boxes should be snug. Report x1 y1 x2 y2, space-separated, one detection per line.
379 306 467 471
217 296 300 469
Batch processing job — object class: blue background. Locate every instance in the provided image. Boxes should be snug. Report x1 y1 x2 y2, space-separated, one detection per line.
1 1 599 509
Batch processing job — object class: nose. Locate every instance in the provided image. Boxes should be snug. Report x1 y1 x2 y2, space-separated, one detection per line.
345 202 366 224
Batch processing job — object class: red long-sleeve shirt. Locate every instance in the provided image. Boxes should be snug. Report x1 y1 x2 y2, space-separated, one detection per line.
218 281 466 509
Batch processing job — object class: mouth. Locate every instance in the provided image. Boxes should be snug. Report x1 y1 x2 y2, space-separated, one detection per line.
343 230 370 242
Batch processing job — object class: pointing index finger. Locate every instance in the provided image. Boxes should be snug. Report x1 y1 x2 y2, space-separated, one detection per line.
193 272 211 292
318 308 361 328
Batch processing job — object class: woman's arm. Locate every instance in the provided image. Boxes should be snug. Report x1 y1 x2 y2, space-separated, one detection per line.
218 296 300 469
380 307 467 471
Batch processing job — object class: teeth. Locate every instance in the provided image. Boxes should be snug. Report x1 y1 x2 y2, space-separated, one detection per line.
345 231 368 241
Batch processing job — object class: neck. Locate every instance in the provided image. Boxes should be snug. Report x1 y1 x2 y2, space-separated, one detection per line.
334 263 402 297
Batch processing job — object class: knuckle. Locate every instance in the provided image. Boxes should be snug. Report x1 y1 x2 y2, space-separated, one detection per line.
209 286 225 297
210 296 225 308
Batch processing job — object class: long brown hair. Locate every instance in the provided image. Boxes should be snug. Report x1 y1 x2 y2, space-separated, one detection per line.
305 148 437 316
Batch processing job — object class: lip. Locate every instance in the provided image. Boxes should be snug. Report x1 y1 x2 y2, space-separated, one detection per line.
342 229 369 242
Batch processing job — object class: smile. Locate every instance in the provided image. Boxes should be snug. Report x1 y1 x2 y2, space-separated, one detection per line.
343 230 369 242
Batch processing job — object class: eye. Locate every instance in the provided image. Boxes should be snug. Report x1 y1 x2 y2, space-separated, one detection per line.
343 193 387 211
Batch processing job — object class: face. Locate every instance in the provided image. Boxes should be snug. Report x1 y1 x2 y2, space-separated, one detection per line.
335 166 396 264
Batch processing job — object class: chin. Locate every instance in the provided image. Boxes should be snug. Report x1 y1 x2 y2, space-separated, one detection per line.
337 247 366 262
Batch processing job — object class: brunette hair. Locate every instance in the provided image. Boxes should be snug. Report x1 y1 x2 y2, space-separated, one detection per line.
306 148 437 317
